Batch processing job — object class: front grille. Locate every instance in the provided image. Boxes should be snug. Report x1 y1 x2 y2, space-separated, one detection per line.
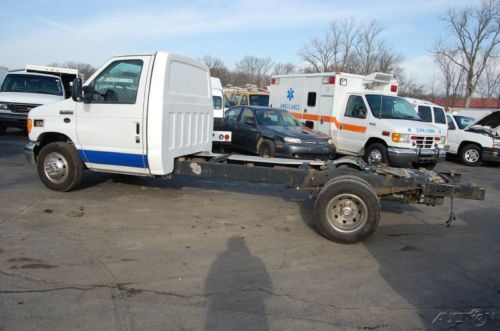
415 136 434 149
304 140 327 145
8 103 40 113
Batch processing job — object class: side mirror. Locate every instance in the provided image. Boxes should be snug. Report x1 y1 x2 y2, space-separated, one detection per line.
71 78 82 102
82 85 93 104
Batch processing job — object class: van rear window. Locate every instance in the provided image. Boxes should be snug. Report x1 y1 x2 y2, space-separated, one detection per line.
433 107 446 124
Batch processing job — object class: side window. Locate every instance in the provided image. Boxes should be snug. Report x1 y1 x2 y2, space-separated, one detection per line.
345 95 367 119
225 107 242 122
417 106 432 122
241 108 255 125
89 60 143 104
447 115 456 130
212 96 222 110
307 92 316 107
233 94 241 106
241 95 248 105
433 107 446 124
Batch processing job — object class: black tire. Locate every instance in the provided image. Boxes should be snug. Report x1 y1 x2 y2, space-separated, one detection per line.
412 162 437 170
258 139 275 158
364 143 388 165
37 142 84 192
459 144 481 166
314 175 380 243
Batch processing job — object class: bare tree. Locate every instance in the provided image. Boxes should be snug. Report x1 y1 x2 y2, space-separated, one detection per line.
201 55 231 85
432 0 500 107
234 56 274 87
299 34 334 72
272 63 297 75
299 18 402 75
476 59 500 107
434 50 466 108
395 72 426 98
49 61 96 81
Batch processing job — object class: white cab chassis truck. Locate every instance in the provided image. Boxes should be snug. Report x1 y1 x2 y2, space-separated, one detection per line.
269 72 446 169
25 52 484 243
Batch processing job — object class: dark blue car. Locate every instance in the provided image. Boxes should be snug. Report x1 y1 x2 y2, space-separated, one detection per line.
223 106 335 160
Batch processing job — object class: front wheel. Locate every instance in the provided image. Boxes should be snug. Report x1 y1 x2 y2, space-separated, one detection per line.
364 143 388 165
37 142 84 191
258 139 275 158
314 175 380 243
459 144 481 166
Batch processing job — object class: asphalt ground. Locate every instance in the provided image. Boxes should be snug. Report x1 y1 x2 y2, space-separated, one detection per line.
0 128 499 330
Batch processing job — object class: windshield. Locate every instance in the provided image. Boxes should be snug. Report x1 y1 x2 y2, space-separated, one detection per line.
453 115 475 129
249 95 269 106
1 74 63 96
255 108 300 126
366 94 420 120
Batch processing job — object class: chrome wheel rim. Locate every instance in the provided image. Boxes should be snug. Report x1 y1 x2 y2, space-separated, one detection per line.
326 193 368 233
43 152 68 184
464 149 480 163
367 149 383 164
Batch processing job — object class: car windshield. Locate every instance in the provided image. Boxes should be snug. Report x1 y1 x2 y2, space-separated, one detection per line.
453 115 475 129
366 94 420 120
1 74 63 96
255 108 300 126
249 95 269 106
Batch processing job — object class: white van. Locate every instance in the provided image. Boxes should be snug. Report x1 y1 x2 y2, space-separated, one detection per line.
211 77 225 118
405 98 448 137
269 72 446 168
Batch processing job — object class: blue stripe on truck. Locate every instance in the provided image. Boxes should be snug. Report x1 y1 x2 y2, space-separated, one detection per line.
78 150 148 168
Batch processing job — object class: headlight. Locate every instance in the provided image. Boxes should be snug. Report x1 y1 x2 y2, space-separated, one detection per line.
391 133 411 143
0 103 8 110
441 136 447 144
493 140 500 149
328 138 334 145
284 137 302 144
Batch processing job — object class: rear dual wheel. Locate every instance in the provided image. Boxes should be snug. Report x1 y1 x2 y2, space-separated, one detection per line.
314 176 380 243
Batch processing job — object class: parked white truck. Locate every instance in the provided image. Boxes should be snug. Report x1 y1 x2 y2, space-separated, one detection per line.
445 111 500 166
269 72 446 169
0 65 78 134
24 52 485 243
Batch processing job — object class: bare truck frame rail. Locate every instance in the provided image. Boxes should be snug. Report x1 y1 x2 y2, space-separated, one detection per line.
174 153 485 243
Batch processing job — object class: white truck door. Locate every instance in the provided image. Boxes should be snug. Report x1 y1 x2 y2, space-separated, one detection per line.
318 95 334 136
76 56 152 174
337 95 368 154
446 114 460 154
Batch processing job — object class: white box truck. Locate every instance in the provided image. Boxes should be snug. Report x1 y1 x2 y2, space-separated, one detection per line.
269 72 446 169
24 52 484 243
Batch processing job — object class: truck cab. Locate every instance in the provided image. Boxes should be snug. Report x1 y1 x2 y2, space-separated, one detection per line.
26 52 212 190
269 72 445 168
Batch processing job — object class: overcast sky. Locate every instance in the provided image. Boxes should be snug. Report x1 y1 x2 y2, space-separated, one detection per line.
0 0 478 85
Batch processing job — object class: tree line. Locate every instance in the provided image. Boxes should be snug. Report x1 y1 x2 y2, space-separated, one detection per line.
51 0 498 108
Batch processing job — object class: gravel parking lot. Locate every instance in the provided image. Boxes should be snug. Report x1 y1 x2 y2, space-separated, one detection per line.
0 129 499 330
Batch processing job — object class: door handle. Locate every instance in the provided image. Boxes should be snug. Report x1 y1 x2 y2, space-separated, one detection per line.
59 110 73 115
320 118 324 125
136 122 140 134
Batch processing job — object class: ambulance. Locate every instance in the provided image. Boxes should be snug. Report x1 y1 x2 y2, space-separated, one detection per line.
269 72 446 168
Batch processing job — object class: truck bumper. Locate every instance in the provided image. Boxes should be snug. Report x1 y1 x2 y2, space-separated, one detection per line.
0 112 28 128
275 143 335 160
482 148 500 162
387 147 446 164
24 141 38 165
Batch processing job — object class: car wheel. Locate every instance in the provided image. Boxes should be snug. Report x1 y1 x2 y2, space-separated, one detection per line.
258 139 275 158
314 175 380 243
459 144 481 166
37 142 84 191
364 143 388 165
